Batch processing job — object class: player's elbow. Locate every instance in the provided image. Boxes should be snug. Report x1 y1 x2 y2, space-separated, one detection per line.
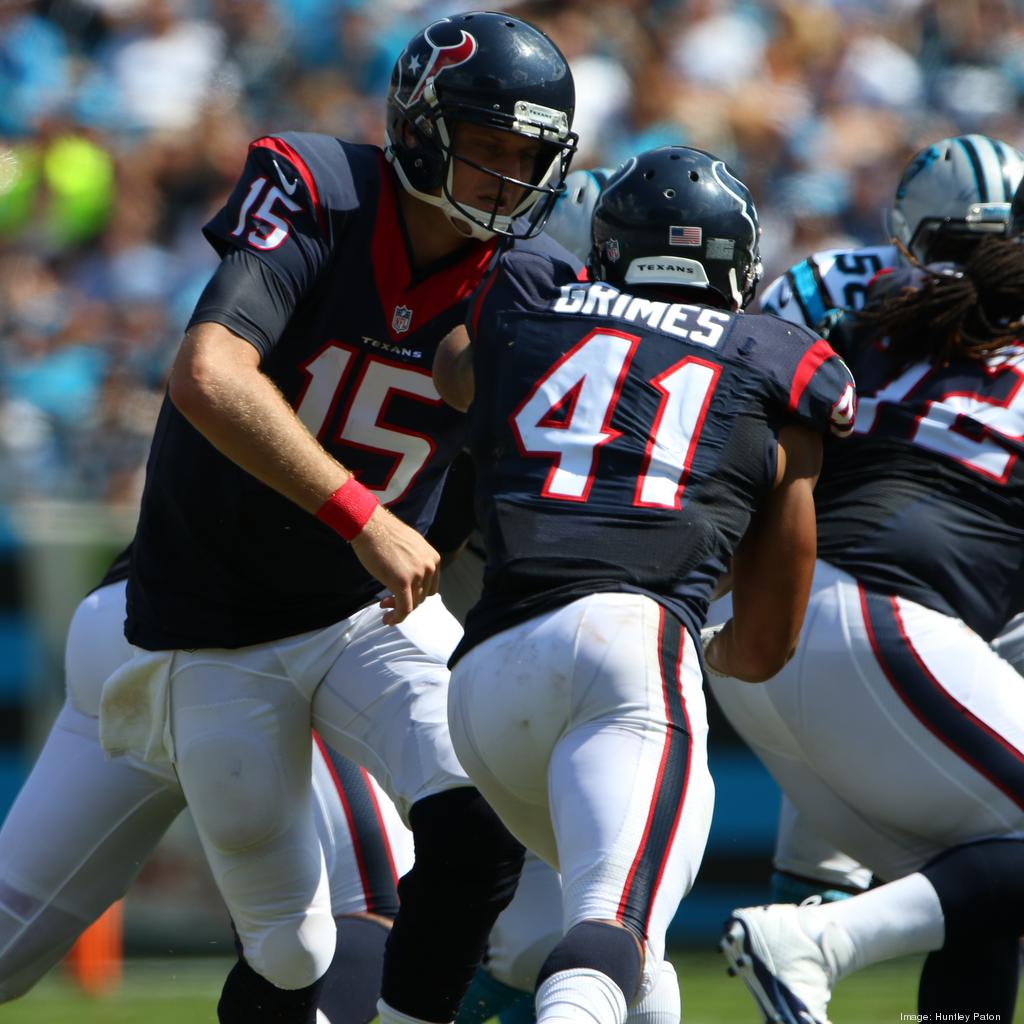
733 640 796 683
432 360 468 411
433 328 474 411
168 349 220 418
169 326 251 420
725 626 799 683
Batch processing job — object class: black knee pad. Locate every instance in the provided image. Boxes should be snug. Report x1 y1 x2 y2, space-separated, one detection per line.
536 921 643 1006
403 786 525 892
319 915 391 1024
218 956 324 1023
922 838 1024 940
381 787 525 1022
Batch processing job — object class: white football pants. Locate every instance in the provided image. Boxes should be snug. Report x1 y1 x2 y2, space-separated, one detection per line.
0 577 619 1004
708 561 1024 883
0 581 421 998
449 592 714 999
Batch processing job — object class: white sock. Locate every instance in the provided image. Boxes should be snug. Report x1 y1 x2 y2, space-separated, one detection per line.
376 998 452 1024
626 960 679 1024
798 872 945 979
535 968 628 1024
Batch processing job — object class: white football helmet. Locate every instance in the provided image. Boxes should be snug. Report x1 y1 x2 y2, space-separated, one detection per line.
890 134 1024 262
541 167 612 262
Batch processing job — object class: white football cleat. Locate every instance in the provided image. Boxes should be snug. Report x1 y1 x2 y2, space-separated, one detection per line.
719 904 835 1024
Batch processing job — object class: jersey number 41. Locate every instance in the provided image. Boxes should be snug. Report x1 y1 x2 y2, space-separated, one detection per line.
511 328 721 510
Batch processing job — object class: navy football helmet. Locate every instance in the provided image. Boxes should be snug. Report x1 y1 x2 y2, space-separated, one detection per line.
590 147 762 310
385 11 577 240
890 134 1024 262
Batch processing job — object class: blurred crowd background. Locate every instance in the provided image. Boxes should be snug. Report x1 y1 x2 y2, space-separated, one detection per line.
1 0 1023 504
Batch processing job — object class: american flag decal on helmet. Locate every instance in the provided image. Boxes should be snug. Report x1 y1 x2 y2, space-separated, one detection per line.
669 225 702 246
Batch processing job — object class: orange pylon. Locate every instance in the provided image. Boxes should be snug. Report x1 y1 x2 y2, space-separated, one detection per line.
65 900 123 995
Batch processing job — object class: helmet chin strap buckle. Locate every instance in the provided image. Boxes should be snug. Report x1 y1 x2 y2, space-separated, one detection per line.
891 236 919 267
728 268 743 311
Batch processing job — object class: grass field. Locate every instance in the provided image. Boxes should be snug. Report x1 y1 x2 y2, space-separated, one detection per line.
8 951 1017 1024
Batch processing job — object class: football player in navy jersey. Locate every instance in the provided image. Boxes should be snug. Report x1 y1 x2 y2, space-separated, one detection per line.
0 169 594 1024
90 12 579 1024
410 163 700 1024
434 146 855 1024
724 133 1024 912
714 233 1024 1021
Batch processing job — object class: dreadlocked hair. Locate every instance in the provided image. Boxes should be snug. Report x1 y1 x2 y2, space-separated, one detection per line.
855 235 1024 366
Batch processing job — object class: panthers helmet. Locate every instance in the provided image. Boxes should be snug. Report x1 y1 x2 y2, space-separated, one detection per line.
539 167 612 261
890 134 1024 262
590 147 762 310
385 11 577 241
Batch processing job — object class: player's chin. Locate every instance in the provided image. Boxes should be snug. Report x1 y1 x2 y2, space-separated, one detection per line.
475 199 510 217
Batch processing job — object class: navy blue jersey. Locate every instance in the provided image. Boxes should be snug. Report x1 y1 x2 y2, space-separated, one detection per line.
815 274 1024 638
453 249 856 661
127 133 510 650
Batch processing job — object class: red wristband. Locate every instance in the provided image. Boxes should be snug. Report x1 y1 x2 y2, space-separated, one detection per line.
316 478 380 541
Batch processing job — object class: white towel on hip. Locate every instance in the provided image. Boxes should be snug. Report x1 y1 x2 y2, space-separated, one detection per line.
98 648 175 763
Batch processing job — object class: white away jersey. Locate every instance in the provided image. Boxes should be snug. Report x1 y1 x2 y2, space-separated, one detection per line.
760 244 900 331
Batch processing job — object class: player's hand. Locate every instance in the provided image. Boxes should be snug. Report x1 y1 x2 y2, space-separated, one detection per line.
700 624 728 678
349 505 441 625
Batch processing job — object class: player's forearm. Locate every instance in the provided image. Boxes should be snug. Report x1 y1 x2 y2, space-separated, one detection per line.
170 327 349 513
705 617 798 683
709 426 820 682
433 326 474 411
725 514 816 679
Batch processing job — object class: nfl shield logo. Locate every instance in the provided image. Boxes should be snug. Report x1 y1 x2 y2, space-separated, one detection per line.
392 305 413 333
605 238 620 262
